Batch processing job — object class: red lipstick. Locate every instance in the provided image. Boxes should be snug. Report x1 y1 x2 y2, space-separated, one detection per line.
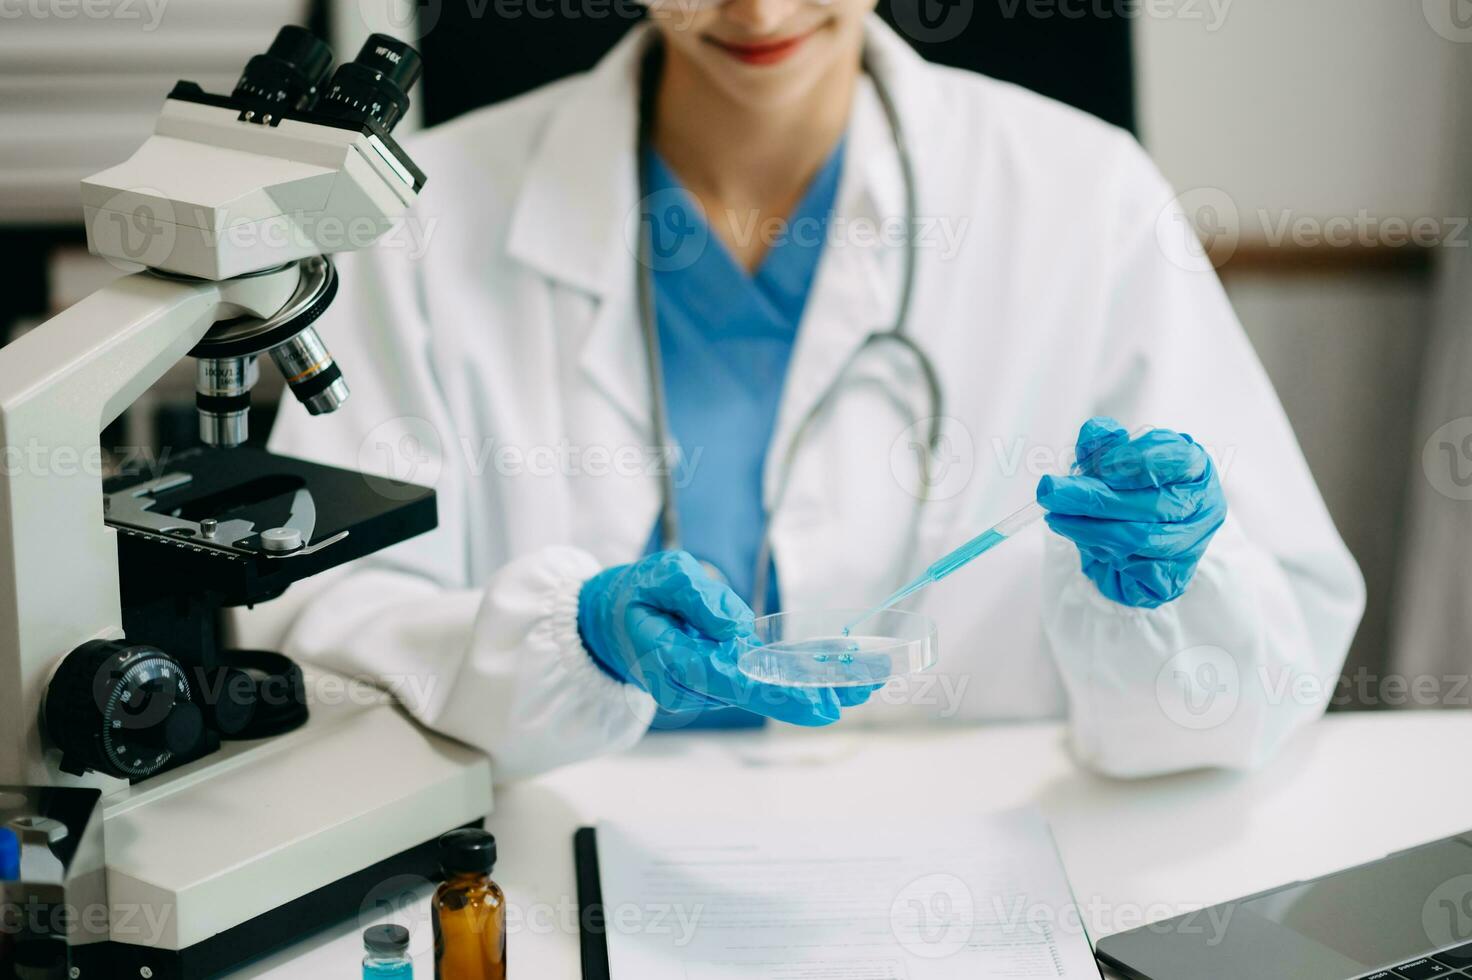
707 29 817 66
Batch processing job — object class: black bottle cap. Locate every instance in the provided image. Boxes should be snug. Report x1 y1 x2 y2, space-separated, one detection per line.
438 828 496 875
363 923 410 955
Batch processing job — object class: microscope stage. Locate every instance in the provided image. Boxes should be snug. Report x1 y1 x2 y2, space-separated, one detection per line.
103 446 436 607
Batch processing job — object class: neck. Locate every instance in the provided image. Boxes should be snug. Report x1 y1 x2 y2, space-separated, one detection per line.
652 48 860 217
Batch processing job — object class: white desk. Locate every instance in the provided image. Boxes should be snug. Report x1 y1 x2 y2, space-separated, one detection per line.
233 711 1472 978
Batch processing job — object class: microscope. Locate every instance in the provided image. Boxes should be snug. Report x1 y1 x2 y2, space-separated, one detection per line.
0 27 491 977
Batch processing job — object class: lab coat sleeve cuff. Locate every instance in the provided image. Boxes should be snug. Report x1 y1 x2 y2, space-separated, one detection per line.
1041 516 1338 777
437 546 656 782
538 553 653 716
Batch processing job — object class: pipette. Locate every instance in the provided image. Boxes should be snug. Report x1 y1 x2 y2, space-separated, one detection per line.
841 501 1046 636
841 424 1154 637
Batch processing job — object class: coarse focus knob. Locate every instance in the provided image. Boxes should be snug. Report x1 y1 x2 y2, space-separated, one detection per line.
43 640 204 779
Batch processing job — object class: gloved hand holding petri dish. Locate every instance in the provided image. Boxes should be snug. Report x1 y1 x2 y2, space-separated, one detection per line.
735 609 938 688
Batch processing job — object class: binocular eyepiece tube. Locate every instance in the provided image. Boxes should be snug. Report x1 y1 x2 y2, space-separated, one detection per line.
187 20 425 449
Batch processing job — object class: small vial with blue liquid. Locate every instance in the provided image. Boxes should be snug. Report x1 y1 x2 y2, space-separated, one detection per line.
363 924 413 979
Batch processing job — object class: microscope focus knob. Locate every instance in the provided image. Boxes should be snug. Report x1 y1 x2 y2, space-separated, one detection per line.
43 640 204 779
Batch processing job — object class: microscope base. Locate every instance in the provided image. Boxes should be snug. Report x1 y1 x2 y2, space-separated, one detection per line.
96 667 492 975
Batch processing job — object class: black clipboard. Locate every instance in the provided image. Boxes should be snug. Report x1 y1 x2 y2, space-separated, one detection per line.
574 827 611 980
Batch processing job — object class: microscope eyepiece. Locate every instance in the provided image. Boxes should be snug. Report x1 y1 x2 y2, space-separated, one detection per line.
232 25 334 114
316 34 423 132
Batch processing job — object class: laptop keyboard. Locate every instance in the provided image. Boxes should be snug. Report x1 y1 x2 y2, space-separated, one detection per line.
1361 942 1472 978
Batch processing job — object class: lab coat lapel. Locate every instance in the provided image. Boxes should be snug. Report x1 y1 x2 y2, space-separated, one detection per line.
504 27 655 439
500 18 939 479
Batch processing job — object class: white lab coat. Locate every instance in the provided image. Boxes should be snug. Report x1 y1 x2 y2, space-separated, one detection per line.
235 18 1365 781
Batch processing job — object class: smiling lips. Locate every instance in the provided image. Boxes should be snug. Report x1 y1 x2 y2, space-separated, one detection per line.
707 28 818 66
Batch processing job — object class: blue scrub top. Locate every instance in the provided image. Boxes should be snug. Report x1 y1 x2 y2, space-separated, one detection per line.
0 826 17 881
642 140 845 730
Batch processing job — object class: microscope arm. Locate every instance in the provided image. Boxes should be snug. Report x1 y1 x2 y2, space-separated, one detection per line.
0 265 300 786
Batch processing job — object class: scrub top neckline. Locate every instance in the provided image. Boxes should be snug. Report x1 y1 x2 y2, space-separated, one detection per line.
644 137 847 331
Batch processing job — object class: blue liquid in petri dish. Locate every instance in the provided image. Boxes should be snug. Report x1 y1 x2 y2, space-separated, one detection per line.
811 648 859 665
740 637 892 687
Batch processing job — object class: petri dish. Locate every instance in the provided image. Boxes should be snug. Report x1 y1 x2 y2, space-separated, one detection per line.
736 609 938 688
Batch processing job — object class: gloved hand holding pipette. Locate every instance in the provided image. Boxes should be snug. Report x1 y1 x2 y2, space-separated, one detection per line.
842 417 1228 633
1037 417 1228 608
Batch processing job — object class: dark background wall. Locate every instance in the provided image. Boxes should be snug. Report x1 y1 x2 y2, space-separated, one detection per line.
412 0 1135 131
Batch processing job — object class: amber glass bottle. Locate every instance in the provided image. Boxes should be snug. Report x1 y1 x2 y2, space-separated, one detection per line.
433 829 506 980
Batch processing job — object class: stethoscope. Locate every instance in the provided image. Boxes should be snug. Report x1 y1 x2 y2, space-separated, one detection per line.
634 42 943 616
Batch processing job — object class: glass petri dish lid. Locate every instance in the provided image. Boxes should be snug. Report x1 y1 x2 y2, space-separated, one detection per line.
736 609 938 689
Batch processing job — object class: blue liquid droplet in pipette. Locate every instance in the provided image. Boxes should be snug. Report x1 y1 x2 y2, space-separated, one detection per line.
842 529 1010 635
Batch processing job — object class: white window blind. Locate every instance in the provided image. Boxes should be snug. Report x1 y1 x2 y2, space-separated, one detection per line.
0 0 312 225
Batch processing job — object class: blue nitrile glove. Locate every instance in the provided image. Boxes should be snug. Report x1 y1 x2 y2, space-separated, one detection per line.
578 551 875 724
1036 418 1228 609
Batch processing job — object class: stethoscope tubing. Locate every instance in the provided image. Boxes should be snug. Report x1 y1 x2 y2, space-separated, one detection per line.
635 40 941 616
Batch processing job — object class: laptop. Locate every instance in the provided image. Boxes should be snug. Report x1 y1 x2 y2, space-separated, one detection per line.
1096 830 1472 979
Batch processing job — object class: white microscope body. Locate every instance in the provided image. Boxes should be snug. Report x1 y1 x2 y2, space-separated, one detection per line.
0 29 490 974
